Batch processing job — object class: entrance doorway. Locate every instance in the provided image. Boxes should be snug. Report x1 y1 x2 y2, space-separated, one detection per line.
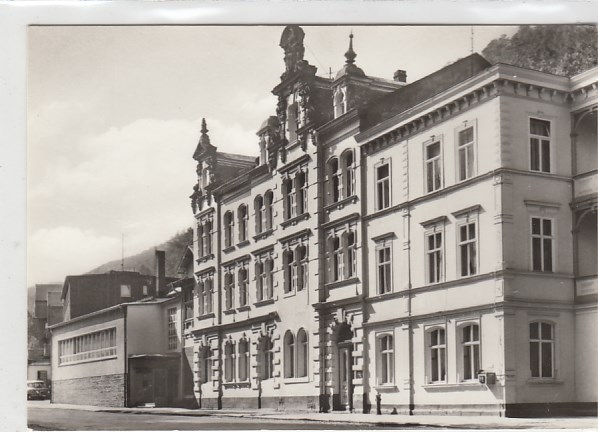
332 322 353 411
338 343 353 410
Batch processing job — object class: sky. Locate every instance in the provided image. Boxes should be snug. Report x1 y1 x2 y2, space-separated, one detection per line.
27 25 517 285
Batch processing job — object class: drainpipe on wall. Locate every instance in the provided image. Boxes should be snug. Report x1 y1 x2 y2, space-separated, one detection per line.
123 305 128 408
404 208 414 416
216 193 223 410
359 145 370 414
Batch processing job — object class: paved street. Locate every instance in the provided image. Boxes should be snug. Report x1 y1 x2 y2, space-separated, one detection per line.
27 402 388 431
27 401 598 431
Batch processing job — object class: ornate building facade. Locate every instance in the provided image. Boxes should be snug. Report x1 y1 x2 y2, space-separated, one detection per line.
187 26 597 416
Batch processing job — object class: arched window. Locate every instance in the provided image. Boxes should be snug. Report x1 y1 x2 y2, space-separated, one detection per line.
197 223 204 258
287 102 299 142
204 221 212 255
254 195 264 234
238 339 250 382
462 324 480 380
238 268 248 307
295 171 308 215
297 328 308 378
283 249 295 294
296 245 308 291
264 190 274 231
258 335 274 380
224 340 235 382
197 280 205 316
329 236 342 282
224 211 234 248
238 205 248 243
344 231 356 279
429 328 446 383
224 272 234 310
255 261 265 302
265 258 274 300
529 321 554 378
334 88 345 118
342 150 355 198
284 331 295 378
282 178 295 220
205 278 213 314
378 335 394 385
327 157 340 204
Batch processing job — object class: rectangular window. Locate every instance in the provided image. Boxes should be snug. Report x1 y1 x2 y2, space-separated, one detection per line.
531 217 553 272
429 328 446 383
426 231 443 284
167 307 178 350
458 221 477 277
462 324 480 381
120 284 131 298
376 162 390 211
376 244 392 294
529 322 554 378
425 140 442 193
378 335 394 385
58 327 117 365
458 126 475 181
529 118 551 173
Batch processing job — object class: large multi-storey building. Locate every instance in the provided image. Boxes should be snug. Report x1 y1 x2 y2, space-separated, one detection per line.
188 26 597 416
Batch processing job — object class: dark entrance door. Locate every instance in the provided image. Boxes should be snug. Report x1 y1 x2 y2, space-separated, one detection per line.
337 342 353 411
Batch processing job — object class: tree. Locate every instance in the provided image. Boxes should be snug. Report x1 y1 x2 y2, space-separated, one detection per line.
482 25 598 77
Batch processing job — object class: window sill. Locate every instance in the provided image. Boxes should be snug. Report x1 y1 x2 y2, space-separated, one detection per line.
375 384 398 392
196 253 215 264
283 376 310 384
237 240 250 248
59 355 117 367
527 378 563 385
223 381 251 389
254 298 275 307
223 245 235 254
280 212 310 229
325 277 359 290
422 382 483 390
237 305 250 312
253 228 274 242
325 195 358 213
197 312 215 321
223 309 235 315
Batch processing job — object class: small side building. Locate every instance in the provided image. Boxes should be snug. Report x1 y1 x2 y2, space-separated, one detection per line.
49 296 188 407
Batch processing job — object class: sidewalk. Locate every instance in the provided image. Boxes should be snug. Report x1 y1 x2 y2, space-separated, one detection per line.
36 402 598 429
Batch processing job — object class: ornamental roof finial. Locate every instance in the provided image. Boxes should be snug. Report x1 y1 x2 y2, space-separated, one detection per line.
199 118 211 147
344 31 356 65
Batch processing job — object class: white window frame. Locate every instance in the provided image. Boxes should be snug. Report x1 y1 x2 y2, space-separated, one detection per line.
224 211 234 248
238 267 248 307
424 137 443 193
529 117 552 174
342 149 356 199
284 331 295 378
455 121 477 182
425 225 444 284
224 270 235 311
328 157 341 204
296 328 309 378
377 333 395 386
529 321 555 379
375 159 391 211
457 218 478 278
224 340 236 383
426 326 447 384
530 216 555 273
457 321 481 382
376 240 393 295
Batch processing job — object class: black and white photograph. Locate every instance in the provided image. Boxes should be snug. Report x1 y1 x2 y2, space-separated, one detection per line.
7 4 598 431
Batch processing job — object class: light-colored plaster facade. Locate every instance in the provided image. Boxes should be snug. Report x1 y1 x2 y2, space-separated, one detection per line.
187 26 597 416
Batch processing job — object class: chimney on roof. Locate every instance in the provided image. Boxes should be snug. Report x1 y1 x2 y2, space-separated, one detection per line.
155 250 166 297
393 69 407 83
